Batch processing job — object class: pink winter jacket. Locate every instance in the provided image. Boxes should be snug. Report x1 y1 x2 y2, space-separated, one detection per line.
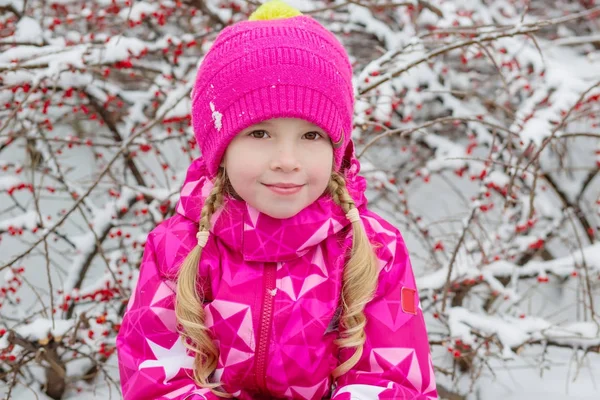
116 146 437 399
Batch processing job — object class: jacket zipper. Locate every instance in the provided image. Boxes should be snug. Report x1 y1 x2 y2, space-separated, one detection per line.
255 262 277 394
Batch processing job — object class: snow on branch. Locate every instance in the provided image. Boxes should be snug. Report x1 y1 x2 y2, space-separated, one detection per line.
447 306 600 358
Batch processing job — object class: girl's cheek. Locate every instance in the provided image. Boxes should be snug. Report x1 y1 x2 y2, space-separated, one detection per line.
249 140 273 153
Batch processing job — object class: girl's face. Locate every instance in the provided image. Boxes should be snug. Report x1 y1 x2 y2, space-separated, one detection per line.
222 118 334 219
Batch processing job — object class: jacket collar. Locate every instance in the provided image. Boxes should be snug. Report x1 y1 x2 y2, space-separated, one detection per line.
176 142 367 262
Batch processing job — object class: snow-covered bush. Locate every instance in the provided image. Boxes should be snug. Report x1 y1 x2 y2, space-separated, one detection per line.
1 0 599 399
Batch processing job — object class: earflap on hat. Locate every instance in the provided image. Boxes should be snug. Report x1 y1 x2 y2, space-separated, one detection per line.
339 137 368 209
248 0 303 21
341 138 358 174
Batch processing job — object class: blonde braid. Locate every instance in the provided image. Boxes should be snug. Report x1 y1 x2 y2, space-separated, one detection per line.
328 172 380 378
175 169 232 398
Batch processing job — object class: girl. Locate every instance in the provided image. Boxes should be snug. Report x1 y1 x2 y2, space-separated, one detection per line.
116 1 437 399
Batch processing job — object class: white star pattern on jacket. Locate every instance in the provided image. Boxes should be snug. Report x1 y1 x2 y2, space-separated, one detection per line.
139 337 194 385
333 383 387 399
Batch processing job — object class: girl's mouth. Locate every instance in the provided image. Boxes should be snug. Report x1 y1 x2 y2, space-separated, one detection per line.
263 184 304 195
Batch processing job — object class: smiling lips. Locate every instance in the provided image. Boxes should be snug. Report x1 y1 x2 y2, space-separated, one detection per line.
263 183 305 195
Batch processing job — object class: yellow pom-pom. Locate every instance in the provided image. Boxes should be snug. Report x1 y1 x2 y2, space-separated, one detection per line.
248 0 303 21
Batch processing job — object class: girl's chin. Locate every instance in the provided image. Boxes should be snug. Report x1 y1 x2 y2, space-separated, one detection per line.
253 202 305 219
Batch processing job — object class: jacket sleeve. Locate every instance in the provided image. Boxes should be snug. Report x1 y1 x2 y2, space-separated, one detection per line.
116 224 220 400
331 217 438 400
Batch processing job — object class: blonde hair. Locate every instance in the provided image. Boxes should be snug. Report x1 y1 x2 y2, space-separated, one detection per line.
175 170 380 396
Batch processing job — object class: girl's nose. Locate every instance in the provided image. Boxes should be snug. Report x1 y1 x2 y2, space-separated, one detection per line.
270 146 301 172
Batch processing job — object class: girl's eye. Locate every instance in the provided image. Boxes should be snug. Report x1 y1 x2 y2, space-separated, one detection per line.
304 131 323 140
249 130 269 139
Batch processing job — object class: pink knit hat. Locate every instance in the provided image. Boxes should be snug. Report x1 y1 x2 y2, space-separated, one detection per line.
191 9 355 178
